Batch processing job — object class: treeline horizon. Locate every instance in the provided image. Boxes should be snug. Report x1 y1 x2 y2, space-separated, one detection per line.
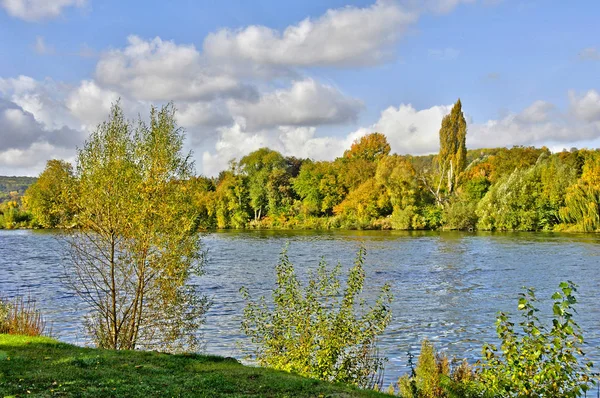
2 99 600 232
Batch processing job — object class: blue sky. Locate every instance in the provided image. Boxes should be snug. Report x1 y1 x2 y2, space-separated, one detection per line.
1 0 599 176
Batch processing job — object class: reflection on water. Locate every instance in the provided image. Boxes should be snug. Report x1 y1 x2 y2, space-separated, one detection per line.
1 229 599 385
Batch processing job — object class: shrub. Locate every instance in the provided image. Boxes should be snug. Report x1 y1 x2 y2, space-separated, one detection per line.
479 281 594 397
394 340 483 398
240 247 393 389
0 296 47 336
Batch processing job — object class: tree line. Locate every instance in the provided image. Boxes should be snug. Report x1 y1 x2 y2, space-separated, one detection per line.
2 99 600 232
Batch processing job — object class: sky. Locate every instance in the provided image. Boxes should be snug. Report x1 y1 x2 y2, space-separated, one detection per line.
0 0 599 176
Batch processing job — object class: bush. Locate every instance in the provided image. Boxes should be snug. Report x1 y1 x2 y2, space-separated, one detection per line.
0 296 47 336
443 197 478 231
394 340 483 398
479 281 594 397
240 247 393 389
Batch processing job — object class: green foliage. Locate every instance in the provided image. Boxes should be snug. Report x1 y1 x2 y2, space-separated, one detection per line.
0 176 36 203
241 247 393 389
23 159 76 228
240 148 287 220
68 102 209 352
477 154 576 231
560 153 600 231
0 200 32 229
479 282 594 397
394 340 483 398
443 195 478 231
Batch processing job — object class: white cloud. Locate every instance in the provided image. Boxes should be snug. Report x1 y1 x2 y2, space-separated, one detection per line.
569 90 600 122
204 0 417 68
469 99 600 149
0 0 86 21
176 101 233 129
515 100 554 124
0 75 80 131
0 99 82 150
66 80 122 129
350 103 453 154
201 123 351 176
228 79 363 130
95 35 257 102
0 142 75 176
0 75 38 94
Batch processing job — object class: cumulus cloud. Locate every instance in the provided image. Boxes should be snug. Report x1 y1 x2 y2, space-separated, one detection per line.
66 80 122 128
0 0 86 21
201 123 352 176
0 142 75 176
175 101 233 133
228 79 363 130
569 90 600 122
204 0 417 68
0 75 80 131
0 98 82 162
515 100 554 124
95 35 257 102
350 103 453 154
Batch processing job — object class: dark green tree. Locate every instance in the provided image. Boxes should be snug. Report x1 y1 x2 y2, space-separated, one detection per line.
240 148 286 221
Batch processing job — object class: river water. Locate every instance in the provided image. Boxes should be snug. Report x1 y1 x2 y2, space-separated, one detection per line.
1 229 599 385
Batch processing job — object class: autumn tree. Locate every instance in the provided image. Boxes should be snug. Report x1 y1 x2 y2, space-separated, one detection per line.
343 132 390 162
67 103 209 352
23 159 76 228
438 99 467 194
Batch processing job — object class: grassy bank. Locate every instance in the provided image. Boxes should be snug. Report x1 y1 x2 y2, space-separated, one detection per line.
0 335 389 397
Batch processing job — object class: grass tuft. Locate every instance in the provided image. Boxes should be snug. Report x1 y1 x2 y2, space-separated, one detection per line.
0 296 47 336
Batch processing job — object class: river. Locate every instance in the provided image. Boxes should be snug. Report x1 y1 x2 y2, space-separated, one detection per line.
1 229 599 385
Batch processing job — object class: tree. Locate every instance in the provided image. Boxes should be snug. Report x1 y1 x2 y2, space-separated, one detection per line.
438 99 467 194
293 161 345 216
67 103 209 352
560 152 600 231
23 159 76 228
240 148 286 221
344 133 391 162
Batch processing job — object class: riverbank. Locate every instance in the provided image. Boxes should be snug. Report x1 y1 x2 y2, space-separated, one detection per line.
0 334 389 397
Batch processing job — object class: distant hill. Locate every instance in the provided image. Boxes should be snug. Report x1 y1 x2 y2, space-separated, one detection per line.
0 176 37 202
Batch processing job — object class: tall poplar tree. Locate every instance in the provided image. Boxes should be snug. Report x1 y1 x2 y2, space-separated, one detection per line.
438 99 467 194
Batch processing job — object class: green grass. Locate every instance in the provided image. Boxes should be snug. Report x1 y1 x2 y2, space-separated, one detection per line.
0 335 390 397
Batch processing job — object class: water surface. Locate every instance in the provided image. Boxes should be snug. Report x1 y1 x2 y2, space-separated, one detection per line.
1 229 599 384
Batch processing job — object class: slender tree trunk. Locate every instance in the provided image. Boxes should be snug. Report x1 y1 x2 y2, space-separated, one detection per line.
110 233 118 349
